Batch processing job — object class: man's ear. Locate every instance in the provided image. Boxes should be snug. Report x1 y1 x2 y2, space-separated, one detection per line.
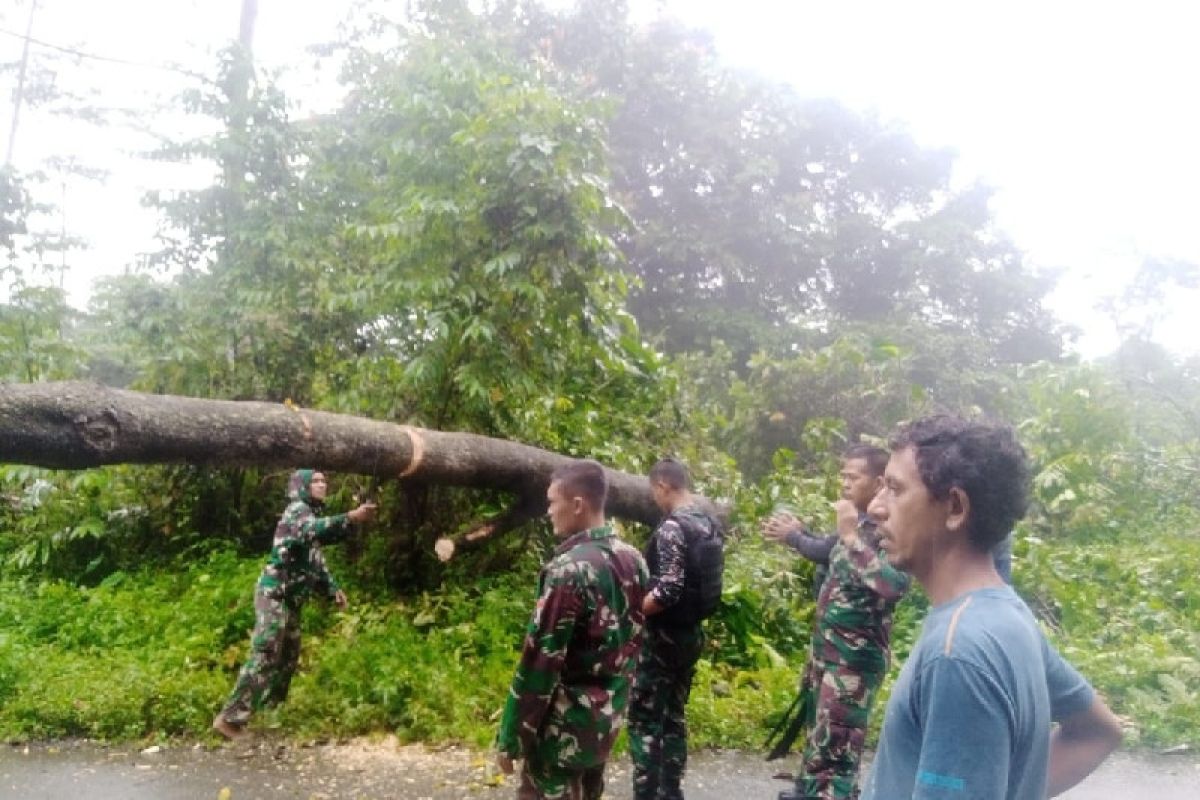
946 486 971 534
572 496 585 517
871 475 885 494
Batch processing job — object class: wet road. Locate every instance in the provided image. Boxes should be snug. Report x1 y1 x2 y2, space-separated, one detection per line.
0 739 1195 799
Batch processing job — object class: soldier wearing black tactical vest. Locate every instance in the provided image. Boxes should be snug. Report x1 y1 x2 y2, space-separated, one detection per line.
629 459 724 800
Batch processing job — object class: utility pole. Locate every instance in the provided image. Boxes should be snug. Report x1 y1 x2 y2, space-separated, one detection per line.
239 0 258 51
221 0 258 264
6 0 40 167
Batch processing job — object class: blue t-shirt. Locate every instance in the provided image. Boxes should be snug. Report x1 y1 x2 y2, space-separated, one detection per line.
862 586 1094 800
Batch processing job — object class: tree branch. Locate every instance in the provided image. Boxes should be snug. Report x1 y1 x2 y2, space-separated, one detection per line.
434 493 546 562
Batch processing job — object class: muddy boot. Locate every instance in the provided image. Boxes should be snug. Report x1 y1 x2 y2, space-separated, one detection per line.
212 713 247 741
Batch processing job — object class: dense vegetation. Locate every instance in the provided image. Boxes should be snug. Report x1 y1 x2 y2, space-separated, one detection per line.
1 0 1198 750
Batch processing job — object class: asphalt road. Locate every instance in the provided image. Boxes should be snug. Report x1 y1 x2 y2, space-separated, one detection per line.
0 740 1195 799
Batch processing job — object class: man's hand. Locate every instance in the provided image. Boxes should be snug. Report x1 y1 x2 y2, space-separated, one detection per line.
762 511 802 543
1047 696 1123 796
348 502 378 525
834 499 860 544
333 589 348 610
643 594 664 616
496 753 515 775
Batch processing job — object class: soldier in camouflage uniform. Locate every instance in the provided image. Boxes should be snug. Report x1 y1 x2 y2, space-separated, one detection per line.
629 458 721 800
764 446 910 800
212 469 376 739
496 459 648 800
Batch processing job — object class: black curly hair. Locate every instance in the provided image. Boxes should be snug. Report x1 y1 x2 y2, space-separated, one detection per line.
889 415 1030 552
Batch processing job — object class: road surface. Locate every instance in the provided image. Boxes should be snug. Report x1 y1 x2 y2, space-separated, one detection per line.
0 739 1194 799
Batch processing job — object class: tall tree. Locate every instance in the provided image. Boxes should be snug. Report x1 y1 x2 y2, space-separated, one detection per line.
0 169 83 383
124 32 334 402
485 4 1063 361
81 3 690 585
293 8 669 450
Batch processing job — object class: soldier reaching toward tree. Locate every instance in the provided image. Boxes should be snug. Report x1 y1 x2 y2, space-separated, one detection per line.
212 469 377 740
763 445 910 800
496 459 649 800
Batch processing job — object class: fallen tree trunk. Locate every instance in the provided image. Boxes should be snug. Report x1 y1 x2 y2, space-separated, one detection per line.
0 381 664 531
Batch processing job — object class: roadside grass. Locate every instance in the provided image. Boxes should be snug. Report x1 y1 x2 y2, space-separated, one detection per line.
0 531 1195 750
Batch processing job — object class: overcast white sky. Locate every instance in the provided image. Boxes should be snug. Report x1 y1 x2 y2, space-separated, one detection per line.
3 0 1199 358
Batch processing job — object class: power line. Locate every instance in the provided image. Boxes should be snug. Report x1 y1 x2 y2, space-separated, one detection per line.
0 25 213 84
5 0 37 166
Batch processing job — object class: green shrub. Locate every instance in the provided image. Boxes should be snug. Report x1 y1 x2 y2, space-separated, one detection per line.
0 516 1195 750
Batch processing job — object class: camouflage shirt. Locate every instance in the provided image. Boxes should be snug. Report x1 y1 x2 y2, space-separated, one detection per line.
257 470 351 604
810 517 910 675
496 524 649 767
647 516 688 609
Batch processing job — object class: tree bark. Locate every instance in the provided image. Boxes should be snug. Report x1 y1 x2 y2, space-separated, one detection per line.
0 381 662 526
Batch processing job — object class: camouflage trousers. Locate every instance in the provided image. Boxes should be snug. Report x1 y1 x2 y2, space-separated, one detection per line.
628 623 704 800
793 658 883 800
517 752 606 800
220 586 302 726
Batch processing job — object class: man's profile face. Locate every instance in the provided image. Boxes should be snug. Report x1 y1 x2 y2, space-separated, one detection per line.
840 458 882 513
650 480 671 512
546 480 583 538
870 447 946 574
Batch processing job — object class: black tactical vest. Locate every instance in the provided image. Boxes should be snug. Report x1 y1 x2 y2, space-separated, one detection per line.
645 506 725 628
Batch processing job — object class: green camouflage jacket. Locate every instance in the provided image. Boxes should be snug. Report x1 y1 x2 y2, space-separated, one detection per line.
496 524 649 768
256 469 351 604
811 518 911 675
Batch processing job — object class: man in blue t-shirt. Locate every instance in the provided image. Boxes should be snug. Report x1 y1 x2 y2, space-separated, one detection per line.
862 416 1122 800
